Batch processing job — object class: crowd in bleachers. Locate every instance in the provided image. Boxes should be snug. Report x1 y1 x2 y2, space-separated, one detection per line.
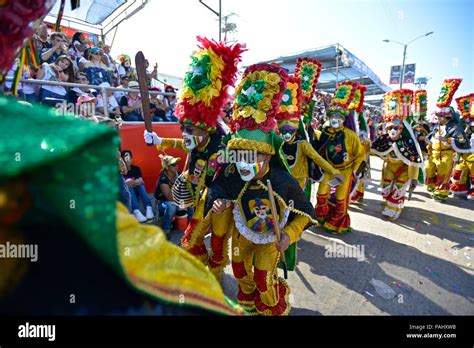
2 23 178 122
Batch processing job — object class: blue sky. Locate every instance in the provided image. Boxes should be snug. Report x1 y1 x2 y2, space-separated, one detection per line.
111 0 473 112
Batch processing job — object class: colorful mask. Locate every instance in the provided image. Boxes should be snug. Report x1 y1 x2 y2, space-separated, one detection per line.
236 161 265 181
182 132 203 150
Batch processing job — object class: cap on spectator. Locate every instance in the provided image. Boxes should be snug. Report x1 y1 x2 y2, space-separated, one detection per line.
90 47 101 54
120 75 130 81
159 154 180 169
77 95 97 105
150 86 162 92
164 85 175 93
99 82 111 88
129 81 139 89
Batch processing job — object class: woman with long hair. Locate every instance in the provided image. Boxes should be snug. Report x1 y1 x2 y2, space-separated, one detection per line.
36 55 74 103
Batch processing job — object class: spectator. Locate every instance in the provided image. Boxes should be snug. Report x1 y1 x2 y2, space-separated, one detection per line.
154 155 193 234
40 32 68 64
119 81 143 121
33 23 50 56
4 58 37 103
67 72 97 104
37 55 74 103
145 59 158 85
68 32 89 69
149 86 168 121
83 47 110 86
96 82 122 120
114 75 130 101
163 85 178 121
101 53 115 77
77 95 98 119
117 55 136 80
78 48 91 71
121 150 154 223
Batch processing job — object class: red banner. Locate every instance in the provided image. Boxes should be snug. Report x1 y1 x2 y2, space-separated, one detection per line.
119 123 187 193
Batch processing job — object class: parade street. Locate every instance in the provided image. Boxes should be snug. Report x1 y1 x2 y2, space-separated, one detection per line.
170 155 474 315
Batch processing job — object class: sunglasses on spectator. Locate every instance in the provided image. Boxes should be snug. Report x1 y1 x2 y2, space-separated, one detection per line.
79 77 88 81
387 126 402 131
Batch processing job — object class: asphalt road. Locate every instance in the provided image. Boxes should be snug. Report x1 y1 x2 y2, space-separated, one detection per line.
168 155 474 315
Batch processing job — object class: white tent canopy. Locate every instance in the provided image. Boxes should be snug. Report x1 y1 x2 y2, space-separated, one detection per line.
45 0 149 40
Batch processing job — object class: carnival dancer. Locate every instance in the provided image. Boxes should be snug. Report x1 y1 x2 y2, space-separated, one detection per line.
276 75 342 193
409 90 431 184
144 37 245 263
340 83 371 203
450 94 474 199
314 81 366 234
425 78 471 201
203 63 318 315
371 89 424 220
0 2 244 316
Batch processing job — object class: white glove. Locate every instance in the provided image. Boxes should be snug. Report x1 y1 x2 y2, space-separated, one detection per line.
144 130 162 145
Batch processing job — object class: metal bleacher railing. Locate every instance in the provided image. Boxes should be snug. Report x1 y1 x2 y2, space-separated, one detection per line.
3 76 177 122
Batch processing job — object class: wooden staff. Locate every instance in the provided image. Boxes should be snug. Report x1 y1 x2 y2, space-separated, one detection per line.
135 51 153 145
266 179 288 279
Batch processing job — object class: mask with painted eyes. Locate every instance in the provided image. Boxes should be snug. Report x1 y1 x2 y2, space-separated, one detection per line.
235 161 265 182
387 126 402 140
182 132 203 150
282 132 294 142
329 117 342 129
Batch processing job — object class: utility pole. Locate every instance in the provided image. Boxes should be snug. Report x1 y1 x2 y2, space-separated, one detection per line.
199 0 222 41
383 31 434 88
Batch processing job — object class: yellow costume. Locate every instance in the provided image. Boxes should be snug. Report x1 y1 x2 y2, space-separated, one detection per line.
203 63 318 315
450 94 474 200
145 37 244 263
276 76 339 190
314 81 366 234
315 126 365 232
371 89 423 220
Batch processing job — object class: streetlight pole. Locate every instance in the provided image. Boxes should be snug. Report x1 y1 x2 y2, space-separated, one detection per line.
400 44 407 89
383 31 433 88
199 0 222 41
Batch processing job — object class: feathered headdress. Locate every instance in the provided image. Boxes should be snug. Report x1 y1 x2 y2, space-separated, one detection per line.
175 36 245 132
435 78 462 116
227 63 288 155
348 84 367 113
455 94 474 120
383 89 414 123
294 58 322 123
413 90 428 119
276 76 303 131
327 80 359 119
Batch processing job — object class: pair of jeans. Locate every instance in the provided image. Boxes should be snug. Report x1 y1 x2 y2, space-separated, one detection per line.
39 88 67 106
158 201 194 232
129 184 151 211
119 175 132 212
122 113 143 122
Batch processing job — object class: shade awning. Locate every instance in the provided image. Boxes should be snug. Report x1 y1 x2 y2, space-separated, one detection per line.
49 0 126 25
259 44 390 106
45 0 149 36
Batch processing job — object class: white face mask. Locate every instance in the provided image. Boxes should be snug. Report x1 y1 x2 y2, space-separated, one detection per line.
182 132 203 150
283 133 293 142
330 117 342 129
389 129 399 139
236 161 265 182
